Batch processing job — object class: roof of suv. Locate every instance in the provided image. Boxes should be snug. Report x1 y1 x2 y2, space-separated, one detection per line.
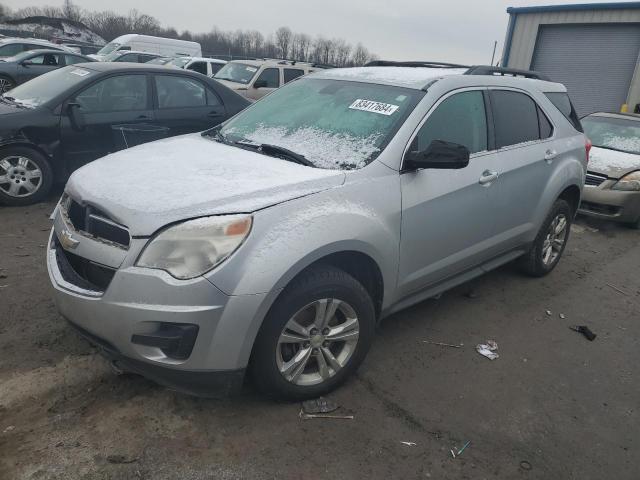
312 64 567 93
0 37 59 46
586 112 640 122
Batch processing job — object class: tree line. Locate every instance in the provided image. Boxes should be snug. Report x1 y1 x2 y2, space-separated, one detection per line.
0 0 378 66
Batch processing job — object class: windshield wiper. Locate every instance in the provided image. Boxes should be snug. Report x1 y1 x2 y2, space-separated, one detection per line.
258 144 314 167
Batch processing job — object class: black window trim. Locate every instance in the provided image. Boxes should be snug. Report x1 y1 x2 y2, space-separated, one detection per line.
487 86 557 151
402 87 494 172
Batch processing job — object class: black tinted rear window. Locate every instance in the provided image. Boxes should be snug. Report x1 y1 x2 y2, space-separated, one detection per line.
491 90 540 148
545 92 583 132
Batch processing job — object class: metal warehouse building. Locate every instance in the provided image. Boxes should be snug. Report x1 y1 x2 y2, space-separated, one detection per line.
501 2 640 116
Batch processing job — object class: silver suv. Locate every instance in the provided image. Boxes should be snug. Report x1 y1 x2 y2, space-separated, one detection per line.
47 62 588 399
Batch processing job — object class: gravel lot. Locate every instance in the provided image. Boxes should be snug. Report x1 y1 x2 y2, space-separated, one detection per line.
1 189 638 480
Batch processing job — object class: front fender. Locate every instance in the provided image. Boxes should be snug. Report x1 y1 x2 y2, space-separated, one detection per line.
205 166 401 306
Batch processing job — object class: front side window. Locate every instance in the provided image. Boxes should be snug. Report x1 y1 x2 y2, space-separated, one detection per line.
27 53 61 66
216 78 423 170
284 68 304 84
582 116 640 155
76 75 148 113
96 42 122 55
188 62 208 75
210 63 224 75
491 90 540 149
255 68 280 88
155 75 206 108
214 62 259 84
414 90 488 154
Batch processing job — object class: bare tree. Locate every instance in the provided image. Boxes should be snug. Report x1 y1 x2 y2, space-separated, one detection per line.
274 26 292 59
351 43 370 66
62 0 83 22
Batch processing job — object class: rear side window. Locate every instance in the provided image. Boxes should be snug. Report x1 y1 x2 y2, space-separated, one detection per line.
284 68 304 84
538 107 553 139
188 62 208 75
491 90 540 148
544 92 583 132
414 90 488 154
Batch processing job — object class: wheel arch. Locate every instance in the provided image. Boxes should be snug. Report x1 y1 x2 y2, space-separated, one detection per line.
558 184 581 217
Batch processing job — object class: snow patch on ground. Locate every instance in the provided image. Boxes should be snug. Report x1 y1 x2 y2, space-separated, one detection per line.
241 125 382 170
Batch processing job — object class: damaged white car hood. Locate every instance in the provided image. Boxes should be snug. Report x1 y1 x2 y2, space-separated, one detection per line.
588 146 640 179
65 134 346 236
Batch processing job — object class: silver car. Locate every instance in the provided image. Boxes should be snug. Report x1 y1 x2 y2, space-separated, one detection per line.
47 63 588 399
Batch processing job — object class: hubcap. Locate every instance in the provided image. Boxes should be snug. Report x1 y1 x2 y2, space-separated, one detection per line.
0 156 43 198
276 298 360 386
542 213 568 266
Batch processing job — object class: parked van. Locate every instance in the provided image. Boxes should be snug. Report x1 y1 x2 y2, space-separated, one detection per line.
91 34 201 61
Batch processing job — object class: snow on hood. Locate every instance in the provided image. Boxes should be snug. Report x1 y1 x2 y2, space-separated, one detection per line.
588 146 640 179
66 134 345 236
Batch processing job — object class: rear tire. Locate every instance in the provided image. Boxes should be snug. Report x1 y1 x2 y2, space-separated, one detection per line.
0 146 53 206
519 199 572 277
251 265 375 400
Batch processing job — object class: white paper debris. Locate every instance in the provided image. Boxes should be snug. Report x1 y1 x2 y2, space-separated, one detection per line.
401 441 417 447
476 340 499 360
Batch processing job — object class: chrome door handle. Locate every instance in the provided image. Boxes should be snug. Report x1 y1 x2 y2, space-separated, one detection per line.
479 170 499 186
544 149 557 163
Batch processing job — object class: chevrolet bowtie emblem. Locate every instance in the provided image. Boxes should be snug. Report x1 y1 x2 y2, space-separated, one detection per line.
59 228 79 250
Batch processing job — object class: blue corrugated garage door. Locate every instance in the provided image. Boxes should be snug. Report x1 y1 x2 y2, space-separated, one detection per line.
531 24 640 116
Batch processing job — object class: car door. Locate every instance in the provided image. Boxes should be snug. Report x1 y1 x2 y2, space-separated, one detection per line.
488 89 554 250
247 67 280 100
398 88 504 297
17 52 63 83
60 73 155 172
152 73 226 136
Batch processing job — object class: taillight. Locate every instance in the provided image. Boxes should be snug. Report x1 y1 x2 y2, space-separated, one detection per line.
585 138 592 164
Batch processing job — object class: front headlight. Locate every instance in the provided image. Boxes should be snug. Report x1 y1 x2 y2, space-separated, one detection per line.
137 215 252 279
612 171 640 191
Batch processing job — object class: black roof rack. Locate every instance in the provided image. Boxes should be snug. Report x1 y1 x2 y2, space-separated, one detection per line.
464 65 551 81
364 60 469 69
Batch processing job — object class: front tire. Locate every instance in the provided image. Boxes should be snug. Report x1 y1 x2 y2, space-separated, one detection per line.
251 265 376 400
519 199 572 277
0 146 53 206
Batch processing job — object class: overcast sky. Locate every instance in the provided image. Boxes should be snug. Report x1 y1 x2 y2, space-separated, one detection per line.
2 0 617 63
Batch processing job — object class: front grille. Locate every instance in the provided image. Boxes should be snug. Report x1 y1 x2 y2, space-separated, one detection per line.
65 197 130 248
54 237 116 292
585 172 608 187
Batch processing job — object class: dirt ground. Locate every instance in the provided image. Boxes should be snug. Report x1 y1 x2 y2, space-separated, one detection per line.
1 188 638 480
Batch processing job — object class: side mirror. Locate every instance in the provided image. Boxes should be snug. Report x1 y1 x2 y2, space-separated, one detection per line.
403 139 470 171
67 102 86 131
20 60 34 67
253 79 268 89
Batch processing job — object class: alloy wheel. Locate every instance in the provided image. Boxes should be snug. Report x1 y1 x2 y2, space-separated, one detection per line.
276 298 360 386
0 156 43 198
542 213 568 266
0 78 14 94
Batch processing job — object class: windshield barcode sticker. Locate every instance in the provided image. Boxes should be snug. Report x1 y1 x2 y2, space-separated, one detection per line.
349 99 399 116
70 68 91 77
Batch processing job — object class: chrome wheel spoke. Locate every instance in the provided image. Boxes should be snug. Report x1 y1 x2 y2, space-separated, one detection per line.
320 346 342 372
0 174 9 184
22 181 36 193
7 181 20 196
26 168 41 181
555 217 567 235
0 159 12 171
316 349 330 379
17 157 29 168
281 347 312 382
326 317 359 342
284 318 309 338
